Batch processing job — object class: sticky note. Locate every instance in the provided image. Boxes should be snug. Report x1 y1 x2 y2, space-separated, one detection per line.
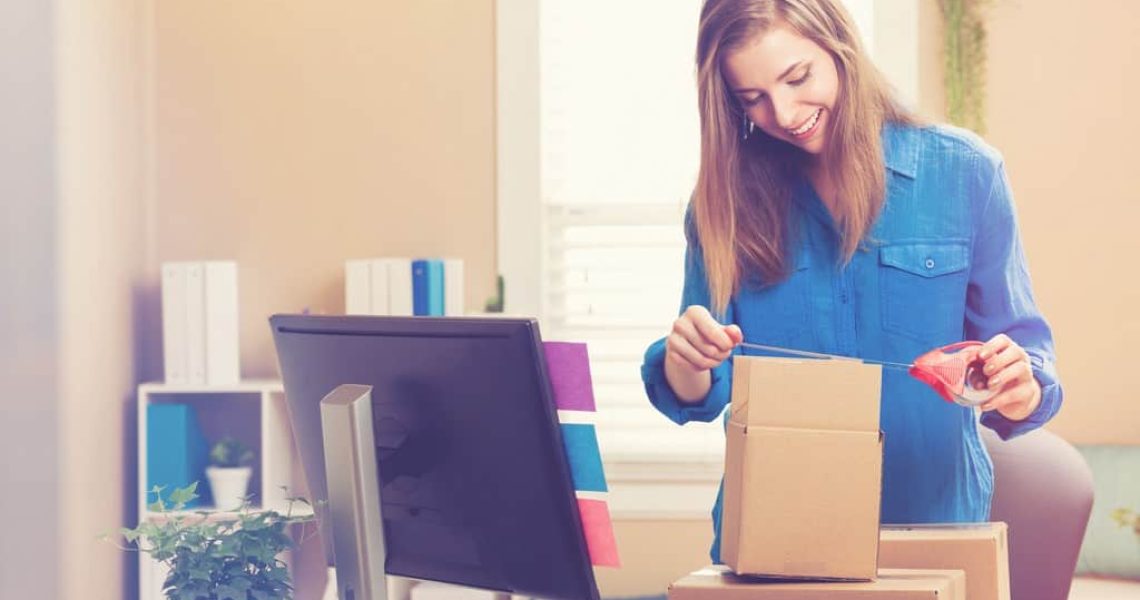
577 498 620 567
543 342 597 412
560 423 607 492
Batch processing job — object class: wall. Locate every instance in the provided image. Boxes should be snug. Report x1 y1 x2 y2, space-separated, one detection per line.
144 0 498 381
983 0 1140 444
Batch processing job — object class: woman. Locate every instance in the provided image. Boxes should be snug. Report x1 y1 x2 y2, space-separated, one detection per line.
640 0 1062 562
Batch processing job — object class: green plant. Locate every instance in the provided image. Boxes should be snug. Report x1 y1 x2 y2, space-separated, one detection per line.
939 0 992 134
210 437 256 468
1112 507 1140 536
110 482 314 600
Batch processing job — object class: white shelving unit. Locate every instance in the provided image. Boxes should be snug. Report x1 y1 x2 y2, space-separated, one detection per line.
136 379 311 599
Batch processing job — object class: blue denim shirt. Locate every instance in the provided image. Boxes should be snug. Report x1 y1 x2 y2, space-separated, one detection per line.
640 122 1063 563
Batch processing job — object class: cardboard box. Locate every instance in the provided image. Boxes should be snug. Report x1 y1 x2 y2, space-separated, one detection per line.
880 522 1011 600
721 356 883 580
668 566 965 599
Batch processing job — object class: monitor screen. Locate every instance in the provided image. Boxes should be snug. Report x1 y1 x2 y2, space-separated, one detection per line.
270 314 601 600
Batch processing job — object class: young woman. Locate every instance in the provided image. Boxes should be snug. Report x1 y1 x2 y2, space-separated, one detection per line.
640 0 1062 562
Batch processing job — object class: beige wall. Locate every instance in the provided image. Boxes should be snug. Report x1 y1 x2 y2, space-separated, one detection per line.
144 0 498 381
982 0 1140 445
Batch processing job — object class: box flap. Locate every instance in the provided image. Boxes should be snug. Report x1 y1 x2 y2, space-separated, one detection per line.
730 356 880 431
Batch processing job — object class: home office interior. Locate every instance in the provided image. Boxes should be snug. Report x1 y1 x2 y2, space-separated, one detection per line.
3 1 1139 599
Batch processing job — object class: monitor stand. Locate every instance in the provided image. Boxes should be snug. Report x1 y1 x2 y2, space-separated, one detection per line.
320 384 512 600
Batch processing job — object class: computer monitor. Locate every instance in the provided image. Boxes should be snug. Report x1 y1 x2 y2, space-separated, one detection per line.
270 314 601 600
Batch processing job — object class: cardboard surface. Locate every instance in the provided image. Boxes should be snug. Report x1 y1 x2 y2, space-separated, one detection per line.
722 356 883 580
668 566 965 599
880 522 1011 600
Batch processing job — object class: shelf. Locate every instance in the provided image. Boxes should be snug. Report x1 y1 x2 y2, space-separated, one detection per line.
142 504 316 522
138 379 284 394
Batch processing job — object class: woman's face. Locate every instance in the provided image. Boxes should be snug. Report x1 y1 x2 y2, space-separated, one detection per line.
722 23 839 155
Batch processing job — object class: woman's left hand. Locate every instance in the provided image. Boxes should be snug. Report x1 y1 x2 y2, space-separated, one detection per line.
976 333 1042 420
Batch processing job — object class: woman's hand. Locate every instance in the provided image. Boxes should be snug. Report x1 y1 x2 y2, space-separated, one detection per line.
665 305 743 373
662 306 743 404
976 333 1042 420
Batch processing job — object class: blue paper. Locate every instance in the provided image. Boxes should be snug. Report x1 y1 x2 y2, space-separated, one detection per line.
147 403 210 507
560 423 607 492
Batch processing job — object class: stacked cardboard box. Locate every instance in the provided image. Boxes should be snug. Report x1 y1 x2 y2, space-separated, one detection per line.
880 523 1011 600
668 566 965 599
677 355 1012 599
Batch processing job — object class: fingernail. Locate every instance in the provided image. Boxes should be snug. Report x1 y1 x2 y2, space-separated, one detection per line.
989 376 1001 387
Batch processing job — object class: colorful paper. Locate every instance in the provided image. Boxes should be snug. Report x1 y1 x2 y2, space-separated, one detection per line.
560 423 607 492
543 341 597 412
577 498 620 567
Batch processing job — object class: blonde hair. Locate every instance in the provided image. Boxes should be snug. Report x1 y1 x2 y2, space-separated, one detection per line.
693 0 916 317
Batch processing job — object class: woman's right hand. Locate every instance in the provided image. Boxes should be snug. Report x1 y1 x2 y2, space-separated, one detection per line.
665 305 743 373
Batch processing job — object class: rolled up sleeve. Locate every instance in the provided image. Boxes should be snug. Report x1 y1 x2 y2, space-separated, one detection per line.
640 236 734 425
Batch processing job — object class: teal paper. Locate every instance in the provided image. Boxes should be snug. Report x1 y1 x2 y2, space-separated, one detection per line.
560 423 607 492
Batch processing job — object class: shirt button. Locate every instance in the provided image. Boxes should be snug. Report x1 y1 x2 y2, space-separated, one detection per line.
924 257 936 270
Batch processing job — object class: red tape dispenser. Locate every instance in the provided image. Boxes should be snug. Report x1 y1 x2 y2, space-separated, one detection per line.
908 341 994 407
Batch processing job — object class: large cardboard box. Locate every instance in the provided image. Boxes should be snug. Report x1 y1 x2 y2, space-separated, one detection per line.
880 522 1011 600
721 356 883 580
668 566 965 599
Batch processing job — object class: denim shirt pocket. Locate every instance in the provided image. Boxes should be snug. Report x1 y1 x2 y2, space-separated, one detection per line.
878 240 970 343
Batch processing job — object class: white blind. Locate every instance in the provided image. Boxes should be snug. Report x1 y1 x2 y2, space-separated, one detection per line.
539 0 724 458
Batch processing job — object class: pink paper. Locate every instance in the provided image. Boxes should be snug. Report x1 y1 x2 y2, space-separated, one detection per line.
543 342 597 412
577 498 620 567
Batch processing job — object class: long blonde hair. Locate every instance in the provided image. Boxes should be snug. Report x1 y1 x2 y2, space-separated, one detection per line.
693 0 916 317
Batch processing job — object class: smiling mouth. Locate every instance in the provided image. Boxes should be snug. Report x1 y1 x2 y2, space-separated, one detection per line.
787 108 823 139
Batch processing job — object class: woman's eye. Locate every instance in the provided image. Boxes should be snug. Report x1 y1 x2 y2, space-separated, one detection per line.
742 94 764 107
789 70 812 86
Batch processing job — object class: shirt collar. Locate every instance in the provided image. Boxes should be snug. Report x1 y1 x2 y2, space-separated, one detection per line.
882 121 919 179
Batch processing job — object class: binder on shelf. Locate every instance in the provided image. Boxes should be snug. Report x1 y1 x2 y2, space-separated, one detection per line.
345 260 371 315
443 258 465 316
203 261 240 385
367 260 392 316
344 258 415 316
413 259 445 316
161 263 188 384
146 403 210 509
185 263 206 384
161 260 241 385
386 258 414 316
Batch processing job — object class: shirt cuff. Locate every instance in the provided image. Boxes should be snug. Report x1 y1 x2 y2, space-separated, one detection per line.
641 337 732 425
980 353 1063 440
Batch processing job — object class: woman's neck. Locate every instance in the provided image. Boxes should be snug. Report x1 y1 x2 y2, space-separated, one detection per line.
804 160 839 217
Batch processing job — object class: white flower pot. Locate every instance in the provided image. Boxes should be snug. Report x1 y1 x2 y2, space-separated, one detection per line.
206 466 252 511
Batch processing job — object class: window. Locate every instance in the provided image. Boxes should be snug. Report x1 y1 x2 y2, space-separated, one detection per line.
497 0 911 468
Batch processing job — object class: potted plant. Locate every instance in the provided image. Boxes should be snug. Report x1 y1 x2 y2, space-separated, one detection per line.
112 482 314 600
207 437 256 511
1113 507 1140 536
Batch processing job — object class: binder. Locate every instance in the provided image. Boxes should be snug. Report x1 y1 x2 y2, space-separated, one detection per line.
161 263 188 384
185 263 207 384
386 258 414 316
204 261 240 384
368 260 391 315
443 258 465 316
147 403 209 508
345 260 371 315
